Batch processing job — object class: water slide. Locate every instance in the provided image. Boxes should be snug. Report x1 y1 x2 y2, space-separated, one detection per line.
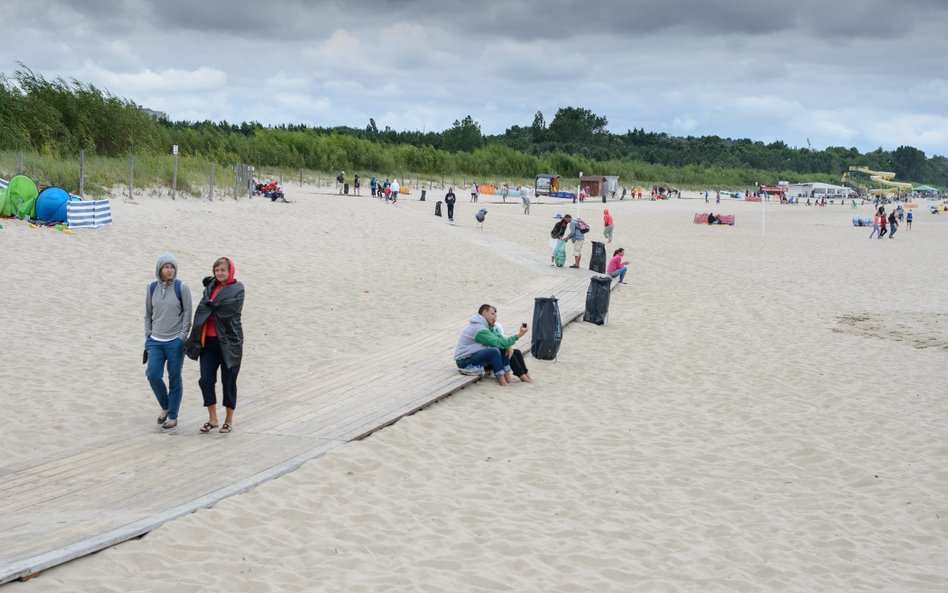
844 166 913 196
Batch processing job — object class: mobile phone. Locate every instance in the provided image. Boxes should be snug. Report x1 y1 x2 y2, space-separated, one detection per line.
521 323 528 329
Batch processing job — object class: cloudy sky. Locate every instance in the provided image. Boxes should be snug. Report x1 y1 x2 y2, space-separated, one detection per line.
4 0 948 156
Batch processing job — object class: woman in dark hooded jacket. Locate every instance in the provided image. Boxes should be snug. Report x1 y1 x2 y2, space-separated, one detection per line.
186 257 245 434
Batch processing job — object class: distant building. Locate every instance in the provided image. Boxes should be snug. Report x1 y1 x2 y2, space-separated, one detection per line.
786 182 853 199
139 106 168 120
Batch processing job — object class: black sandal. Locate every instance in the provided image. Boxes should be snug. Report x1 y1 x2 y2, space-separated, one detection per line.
220 423 232 433
157 413 168 424
200 422 218 433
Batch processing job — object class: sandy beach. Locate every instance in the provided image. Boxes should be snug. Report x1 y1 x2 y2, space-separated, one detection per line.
3 184 948 592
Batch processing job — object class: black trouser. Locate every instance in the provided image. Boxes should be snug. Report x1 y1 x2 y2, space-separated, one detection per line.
879 225 887 238
509 348 529 377
199 336 240 409
447 202 455 219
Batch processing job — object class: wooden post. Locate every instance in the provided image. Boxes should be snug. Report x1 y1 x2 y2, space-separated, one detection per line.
79 150 85 199
172 152 179 200
209 162 215 201
17 149 23 175
129 152 135 199
300 169 303 186
233 163 239 201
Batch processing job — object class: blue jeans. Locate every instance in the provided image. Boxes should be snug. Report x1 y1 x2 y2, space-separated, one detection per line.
146 337 185 419
610 266 628 282
459 347 510 378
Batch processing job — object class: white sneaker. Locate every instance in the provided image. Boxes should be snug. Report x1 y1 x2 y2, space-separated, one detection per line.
459 365 484 376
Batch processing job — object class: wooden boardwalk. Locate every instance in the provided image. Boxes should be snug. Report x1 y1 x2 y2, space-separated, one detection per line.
0 271 603 584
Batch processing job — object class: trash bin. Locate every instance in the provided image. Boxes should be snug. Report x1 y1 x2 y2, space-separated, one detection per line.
589 241 606 273
343 182 349 194
435 201 442 217
531 297 563 360
420 189 427 201
583 276 611 325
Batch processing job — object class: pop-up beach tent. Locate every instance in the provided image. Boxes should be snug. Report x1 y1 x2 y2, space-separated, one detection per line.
0 186 10 217
35 187 81 223
7 175 39 219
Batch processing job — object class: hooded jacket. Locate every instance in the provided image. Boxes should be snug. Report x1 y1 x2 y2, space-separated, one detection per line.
603 209 614 226
186 257 245 368
453 314 519 364
145 252 193 342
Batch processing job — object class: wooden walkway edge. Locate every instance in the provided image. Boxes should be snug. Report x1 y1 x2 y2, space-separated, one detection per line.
0 273 610 584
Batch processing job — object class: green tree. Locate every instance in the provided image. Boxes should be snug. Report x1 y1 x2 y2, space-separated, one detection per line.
441 115 482 153
547 107 607 146
891 145 926 182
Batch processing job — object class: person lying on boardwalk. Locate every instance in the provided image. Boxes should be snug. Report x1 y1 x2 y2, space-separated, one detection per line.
453 304 528 386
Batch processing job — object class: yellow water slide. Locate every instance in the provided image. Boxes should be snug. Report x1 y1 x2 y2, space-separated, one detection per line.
844 166 913 196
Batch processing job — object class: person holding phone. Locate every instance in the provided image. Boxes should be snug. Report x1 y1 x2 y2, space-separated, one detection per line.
492 320 533 383
453 304 528 386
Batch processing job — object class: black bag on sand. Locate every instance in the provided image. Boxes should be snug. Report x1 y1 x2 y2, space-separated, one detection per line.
531 297 563 360
583 275 612 325
589 241 606 273
344 182 350 194
421 189 427 201
435 201 442 217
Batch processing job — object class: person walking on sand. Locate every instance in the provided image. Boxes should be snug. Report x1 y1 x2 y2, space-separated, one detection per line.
878 208 889 239
453 304 529 387
906 209 913 231
470 182 478 203
391 179 400 204
549 214 571 266
353 174 361 196
336 171 345 194
566 215 585 268
888 210 898 238
607 247 630 284
145 252 193 429
444 187 457 221
869 208 883 239
186 257 245 434
603 208 614 243
520 186 532 215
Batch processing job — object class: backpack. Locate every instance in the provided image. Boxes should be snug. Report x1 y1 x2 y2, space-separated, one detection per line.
551 222 562 239
336 174 344 183
576 218 591 234
149 279 183 311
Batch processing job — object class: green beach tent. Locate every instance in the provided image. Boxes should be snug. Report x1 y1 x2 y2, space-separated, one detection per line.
0 186 12 217
8 175 39 219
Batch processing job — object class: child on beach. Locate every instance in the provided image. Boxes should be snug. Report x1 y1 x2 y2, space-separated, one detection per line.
186 257 245 434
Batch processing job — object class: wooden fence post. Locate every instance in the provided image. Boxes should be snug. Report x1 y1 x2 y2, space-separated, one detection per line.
209 162 215 201
79 150 85 199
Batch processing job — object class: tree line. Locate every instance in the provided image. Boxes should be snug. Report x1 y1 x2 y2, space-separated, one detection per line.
1 66 945 190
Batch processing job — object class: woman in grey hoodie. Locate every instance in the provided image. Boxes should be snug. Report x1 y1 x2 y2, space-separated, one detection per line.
145 253 193 429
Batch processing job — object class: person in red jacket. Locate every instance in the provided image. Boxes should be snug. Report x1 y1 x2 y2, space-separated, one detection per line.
187 257 245 434
603 209 614 243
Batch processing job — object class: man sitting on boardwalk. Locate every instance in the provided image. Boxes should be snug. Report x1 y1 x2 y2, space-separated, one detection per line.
453 304 528 386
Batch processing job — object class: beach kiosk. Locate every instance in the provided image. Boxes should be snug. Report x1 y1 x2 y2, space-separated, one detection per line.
535 174 561 196
579 175 607 198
